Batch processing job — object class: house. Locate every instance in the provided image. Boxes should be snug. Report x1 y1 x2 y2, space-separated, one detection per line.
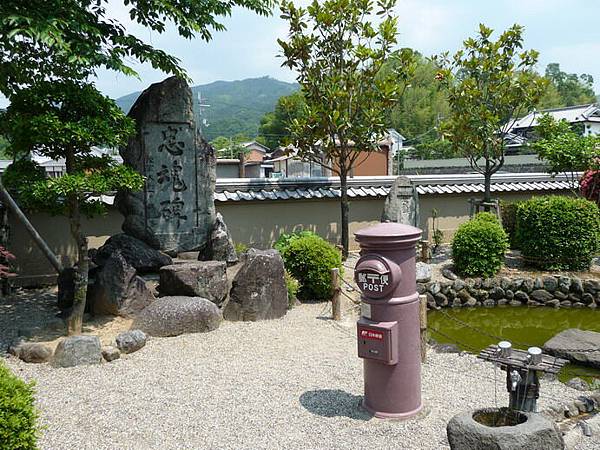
241 141 270 163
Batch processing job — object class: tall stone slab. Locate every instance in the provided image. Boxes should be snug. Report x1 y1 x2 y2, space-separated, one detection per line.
116 77 216 255
381 176 419 227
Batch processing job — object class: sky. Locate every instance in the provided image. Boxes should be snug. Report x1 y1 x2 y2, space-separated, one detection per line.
4 0 600 104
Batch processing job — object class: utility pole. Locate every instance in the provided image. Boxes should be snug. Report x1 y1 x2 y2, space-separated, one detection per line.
196 91 211 135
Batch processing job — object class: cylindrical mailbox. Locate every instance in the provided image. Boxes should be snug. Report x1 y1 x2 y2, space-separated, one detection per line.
354 222 422 419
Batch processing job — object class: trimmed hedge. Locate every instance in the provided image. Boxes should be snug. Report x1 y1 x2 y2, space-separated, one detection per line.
452 212 508 277
500 200 522 249
0 361 38 450
516 195 600 271
277 232 342 301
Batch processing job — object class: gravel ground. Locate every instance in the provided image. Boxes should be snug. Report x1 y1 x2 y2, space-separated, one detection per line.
4 302 588 450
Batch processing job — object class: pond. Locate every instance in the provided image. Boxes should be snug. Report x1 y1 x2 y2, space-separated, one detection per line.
428 306 600 382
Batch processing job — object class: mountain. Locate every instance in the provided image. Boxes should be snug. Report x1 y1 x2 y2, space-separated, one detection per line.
115 76 298 141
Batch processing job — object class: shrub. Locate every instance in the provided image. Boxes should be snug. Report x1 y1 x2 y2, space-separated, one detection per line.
0 361 38 450
500 200 523 249
234 242 248 256
285 270 301 308
451 212 508 277
274 230 318 253
279 233 342 301
516 195 600 271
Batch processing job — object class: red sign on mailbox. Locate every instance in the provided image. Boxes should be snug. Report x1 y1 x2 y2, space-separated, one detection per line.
359 328 384 341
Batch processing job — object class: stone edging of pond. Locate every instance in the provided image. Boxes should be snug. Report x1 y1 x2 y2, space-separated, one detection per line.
419 275 600 310
542 391 600 425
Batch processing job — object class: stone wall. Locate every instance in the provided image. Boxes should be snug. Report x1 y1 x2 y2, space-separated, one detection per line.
420 275 600 309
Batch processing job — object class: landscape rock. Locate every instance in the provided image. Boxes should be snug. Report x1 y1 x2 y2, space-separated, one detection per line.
442 268 458 281
94 233 172 273
571 277 584 294
199 213 238 266
434 343 461 353
10 342 52 363
101 346 121 362
542 276 558 292
530 289 553 303
115 330 147 354
52 335 102 368
543 328 600 369
558 276 571 293
565 377 589 391
159 261 227 304
224 249 288 321
488 287 505 300
88 252 155 317
416 262 432 283
133 296 222 337
381 176 418 226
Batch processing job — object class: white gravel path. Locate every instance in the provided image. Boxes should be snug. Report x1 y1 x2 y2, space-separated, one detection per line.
3 303 587 450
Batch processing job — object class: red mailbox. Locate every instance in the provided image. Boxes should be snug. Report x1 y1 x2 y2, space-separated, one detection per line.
354 222 422 419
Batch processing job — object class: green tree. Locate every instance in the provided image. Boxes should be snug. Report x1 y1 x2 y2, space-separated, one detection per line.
0 0 275 96
544 63 596 107
210 134 252 158
258 91 305 149
278 0 413 258
436 24 547 207
0 81 144 334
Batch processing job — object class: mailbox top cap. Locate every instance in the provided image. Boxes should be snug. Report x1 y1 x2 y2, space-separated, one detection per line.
355 222 422 243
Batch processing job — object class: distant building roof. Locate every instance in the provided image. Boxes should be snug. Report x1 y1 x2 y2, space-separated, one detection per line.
507 104 600 132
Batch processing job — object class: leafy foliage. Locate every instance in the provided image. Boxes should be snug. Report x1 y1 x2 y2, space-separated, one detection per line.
499 200 523 249
2 159 46 198
451 212 508 277
258 91 306 150
581 169 600 206
0 0 275 96
412 139 459 160
435 24 547 202
0 361 39 450
277 232 342 301
544 63 596 107
516 196 600 271
285 270 301 308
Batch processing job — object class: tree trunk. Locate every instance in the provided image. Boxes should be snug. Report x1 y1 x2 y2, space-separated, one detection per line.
483 171 492 212
339 166 349 260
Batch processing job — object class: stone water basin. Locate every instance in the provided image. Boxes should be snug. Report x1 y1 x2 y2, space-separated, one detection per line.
428 306 600 382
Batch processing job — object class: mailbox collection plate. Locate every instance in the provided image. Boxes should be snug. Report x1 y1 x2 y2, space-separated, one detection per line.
354 254 400 299
357 318 398 365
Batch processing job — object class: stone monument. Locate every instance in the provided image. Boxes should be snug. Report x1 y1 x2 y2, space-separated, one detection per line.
381 176 418 227
116 77 216 255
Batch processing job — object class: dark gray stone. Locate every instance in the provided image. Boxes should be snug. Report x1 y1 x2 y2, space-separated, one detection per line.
198 213 238 266
133 296 222 337
514 291 529 303
483 299 496 307
417 283 426 294
101 346 120 362
571 277 584 294
434 293 448 307
159 261 227 304
511 278 524 291
533 277 544 290
428 282 441 295
442 268 458 281
566 377 590 391
116 76 217 255
582 293 595 305
10 342 52 363
558 276 571 293
505 289 514 300
553 291 568 301
531 289 553 303
489 287 505 300
500 277 511 290
416 262 432 283
573 302 585 308
115 330 147 354
223 249 288 321
446 408 563 450
88 252 155 318
52 335 102 368
381 176 418 226
561 300 572 307
425 292 436 309
546 299 560 308
453 279 466 292
544 328 600 369
542 276 558 292
522 278 534 293
94 233 172 273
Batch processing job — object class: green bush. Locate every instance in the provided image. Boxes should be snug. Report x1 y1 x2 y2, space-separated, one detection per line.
285 270 301 308
452 212 508 277
0 361 39 450
500 200 523 249
278 233 342 301
274 230 318 253
516 195 600 271
234 242 248 256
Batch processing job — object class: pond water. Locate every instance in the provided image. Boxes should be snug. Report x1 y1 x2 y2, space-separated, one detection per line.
428 306 600 382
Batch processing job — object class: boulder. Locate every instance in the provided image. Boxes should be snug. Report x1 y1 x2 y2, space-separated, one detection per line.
416 262 432 283
101 346 121 362
88 252 155 318
381 176 418 225
223 249 288 321
530 289 553 303
9 342 52 363
93 233 172 273
115 330 147 354
199 213 238 266
565 377 590 391
159 261 227 304
52 335 102 368
543 329 600 369
132 296 222 337
442 268 458 281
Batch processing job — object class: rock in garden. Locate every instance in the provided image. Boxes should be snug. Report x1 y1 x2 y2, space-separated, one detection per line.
428 282 441 295
488 287 505 300
133 296 222 337
199 213 238 266
442 268 458 281
159 261 227 304
434 293 448 307
434 343 461 353
10 342 52 363
88 252 155 318
558 276 571 293
542 276 558 292
381 176 418 225
543 329 600 369
415 262 432 283
115 330 147 354
571 277 584 294
101 346 121 362
93 233 172 273
116 76 217 255
52 335 102 368
223 249 287 321
530 289 553 303
565 377 590 391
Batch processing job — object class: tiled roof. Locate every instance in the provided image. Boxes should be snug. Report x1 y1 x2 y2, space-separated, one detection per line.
214 173 574 202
